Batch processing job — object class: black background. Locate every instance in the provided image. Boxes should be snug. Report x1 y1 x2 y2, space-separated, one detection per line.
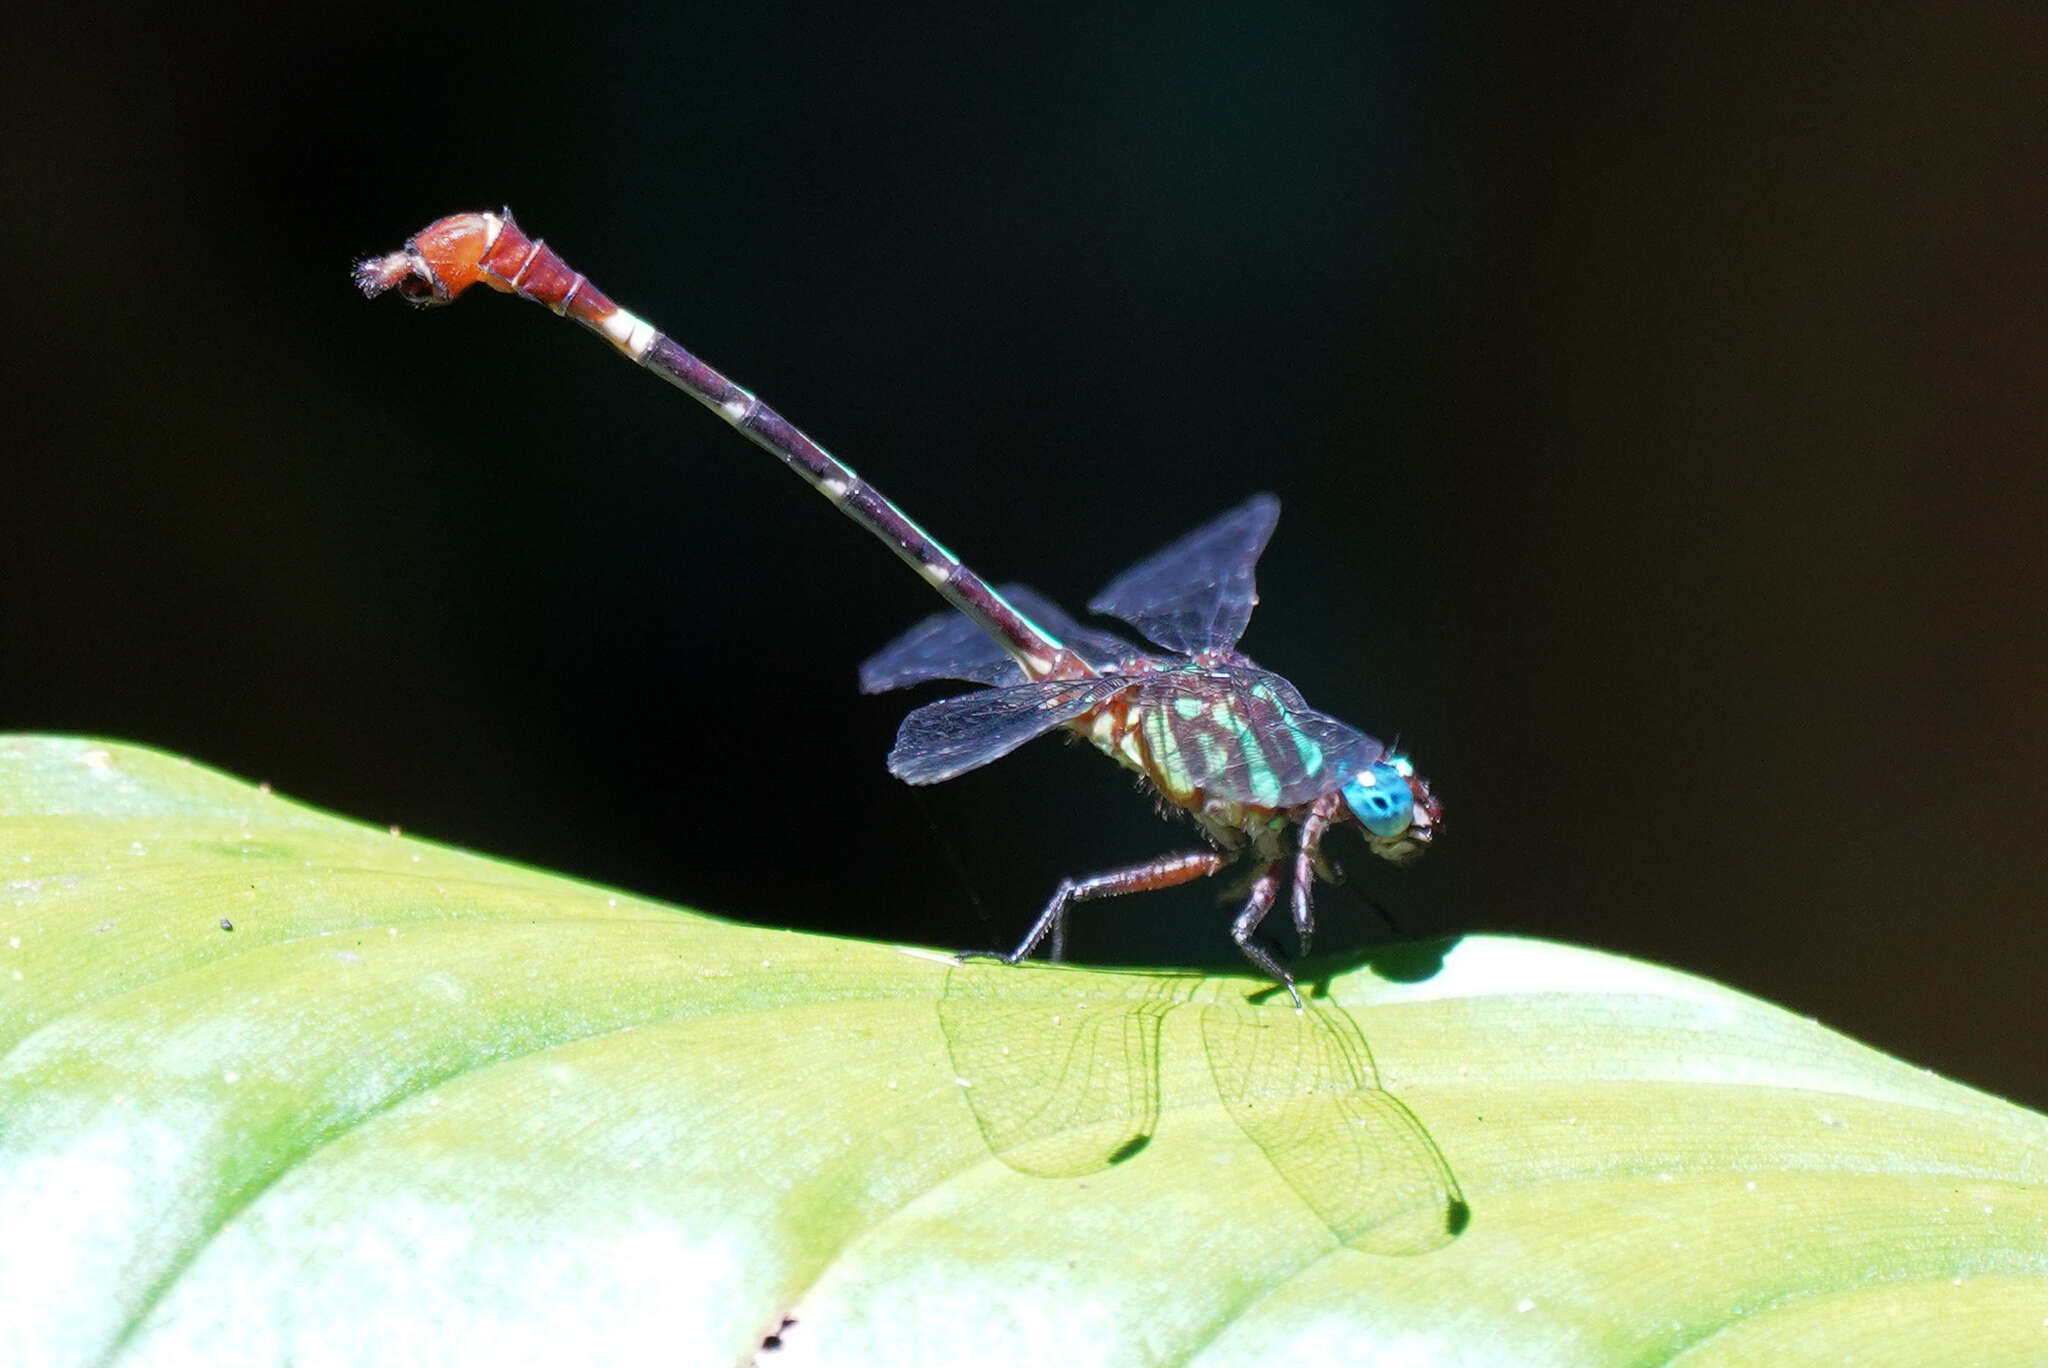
6 6 2043 1110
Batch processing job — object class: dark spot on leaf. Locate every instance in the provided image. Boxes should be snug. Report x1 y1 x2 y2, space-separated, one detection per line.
757 1315 796 1353
218 918 234 932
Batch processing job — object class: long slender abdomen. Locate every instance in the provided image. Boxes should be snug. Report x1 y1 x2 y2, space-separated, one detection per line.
356 211 1093 684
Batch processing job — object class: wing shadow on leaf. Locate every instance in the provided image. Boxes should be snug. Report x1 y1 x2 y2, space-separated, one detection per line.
939 960 1467 1253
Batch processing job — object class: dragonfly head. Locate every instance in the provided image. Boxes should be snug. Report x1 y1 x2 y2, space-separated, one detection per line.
1342 756 1439 863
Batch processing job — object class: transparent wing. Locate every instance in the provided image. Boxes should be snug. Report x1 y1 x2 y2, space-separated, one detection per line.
1088 494 1281 655
886 676 1132 785
1005 586 1147 671
1202 992 1467 1254
1134 669 1386 810
859 584 1142 694
939 962 1199 1177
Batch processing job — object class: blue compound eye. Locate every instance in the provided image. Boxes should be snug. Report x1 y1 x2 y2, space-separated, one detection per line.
1342 761 1415 838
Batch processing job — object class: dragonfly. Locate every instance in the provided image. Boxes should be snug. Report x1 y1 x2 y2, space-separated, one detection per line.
354 210 1440 1008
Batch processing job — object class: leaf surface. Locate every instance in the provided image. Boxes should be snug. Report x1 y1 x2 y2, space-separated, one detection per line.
2 737 2043 1367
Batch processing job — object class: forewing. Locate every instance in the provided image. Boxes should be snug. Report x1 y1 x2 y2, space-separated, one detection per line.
887 676 1131 785
860 584 1143 693
1087 494 1281 654
1202 993 1467 1254
860 605 1026 694
1136 670 1385 809
1006 586 1146 670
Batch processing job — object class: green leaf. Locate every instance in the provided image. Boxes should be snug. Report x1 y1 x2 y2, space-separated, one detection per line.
3 736 2044 1366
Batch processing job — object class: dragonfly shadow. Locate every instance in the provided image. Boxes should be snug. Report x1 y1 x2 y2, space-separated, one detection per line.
938 962 1193 1180
1223 935 1462 1016
1291 935 1463 993
939 959 1468 1254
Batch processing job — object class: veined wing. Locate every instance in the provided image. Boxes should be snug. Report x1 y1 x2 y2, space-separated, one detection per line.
1010 585 1146 669
886 676 1132 785
1088 494 1280 655
940 962 1198 1176
860 584 1142 693
1202 991 1467 1255
1134 669 1386 810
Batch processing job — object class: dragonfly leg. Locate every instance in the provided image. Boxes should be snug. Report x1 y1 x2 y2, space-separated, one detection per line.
1229 862 1303 1009
995 850 1227 967
1290 791 1345 959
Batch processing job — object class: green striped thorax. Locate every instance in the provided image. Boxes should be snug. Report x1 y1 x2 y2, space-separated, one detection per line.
1124 664 1438 860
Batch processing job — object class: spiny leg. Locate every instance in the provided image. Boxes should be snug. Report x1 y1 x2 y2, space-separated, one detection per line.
1228 862 1304 1009
1290 790 1346 960
988 850 1228 968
